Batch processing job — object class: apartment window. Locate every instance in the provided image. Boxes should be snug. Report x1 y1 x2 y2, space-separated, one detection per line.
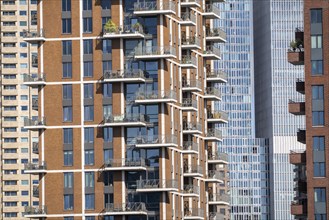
84 106 94 121
21 201 28 206
84 84 94 98
83 39 93 54
85 150 94 165
311 35 322 49
312 85 324 126
4 202 17 207
4 138 16 143
85 172 94 187
103 61 112 73
83 0 92 10
314 162 325 177
104 149 113 163
84 128 94 143
4 169 17 174
63 128 73 144
31 11 37 25
64 172 73 188
103 105 112 118
64 150 73 166
311 9 322 23
101 0 110 9
5 191 17 196
86 217 95 220
314 188 326 202
21 95 28 100
63 85 72 100
64 194 73 210
4 127 16 132
312 60 323 75
4 64 16 68
84 61 93 77
102 39 112 54
313 136 325 151
62 41 72 55
83 18 93 33
62 18 72 34
4 117 16 121
4 149 17 153
103 83 112 97
63 106 73 122
85 194 95 210
4 213 17 218
4 106 16 111
62 0 71 11
21 191 29 196
20 11 27 15
4 180 17 185
64 217 74 220
63 62 72 78
103 127 113 142
21 106 28 111
20 53 27 58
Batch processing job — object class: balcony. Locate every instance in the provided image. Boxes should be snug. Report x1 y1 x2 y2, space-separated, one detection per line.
290 150 306 165
182 36 201 50
295 27 304 42
23 29 46 43
203 4 220 19
204 128 223 142
182 185 200 197
134 2 176 16
24 206 47 218
287 50 304 65
182 141 199 154
32 98 38 111
136 179 178 192
134 46 176 59
296 78 305 94
23 73 46 87
103 69 147 83
24 117 46 130
24 161 47 174
32 142 39 154
208 152 228 164
293 179 307 192
183 165 203 177
288 100 305 115
209 212 226 220
184 208 204 219
181 0 201 8
183 121 202 134
102 158 149 171
181 55 197 68
297 129 306 144
103 114 150 127
181 12 196 26
103 24 145 39
204 87 221 101
134 90 177 104
105 202 147 216
209 193 230 205
33 185 39 197
181 98 198 111
291 202 307 216
206 69 227 83
207 110 228 123
182 79 202 92
206 28 226 43
203 45 221 60
132 134 178 148
205 170 225 183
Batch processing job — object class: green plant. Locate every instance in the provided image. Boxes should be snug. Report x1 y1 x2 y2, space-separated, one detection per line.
104 19 117 33
296 38 303 51
133 22 142 31
290 40 297 51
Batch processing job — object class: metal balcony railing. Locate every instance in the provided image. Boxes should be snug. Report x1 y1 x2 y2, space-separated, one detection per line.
206 69 227 81
208 170 225 180
24 117 46 127
23 29 45 38
183 121 202 132
208 152 228 162
103 24 144 35
205 4 220 16
183 185 200 194
204 45 221 57
209 212 226 220
183 141 198 152
206 27 226 40
135 90 177 101
134 2 175 12
104 114 149 124
24 161 47 171
181 12 196 23
184 208 204 218
137 179 178 189
24 206 47 215
209 193 230 203
182 98 197 109
182 55 197 66
184 165 203 175
103 69 146 80
135 46 176 57
133 134 178 145
104 158 149 168
206 128 222 140
207 110 228 121
205 87 221 97
182 79 201 89
105 202 147 212
23 73 46 83
182 36 200 47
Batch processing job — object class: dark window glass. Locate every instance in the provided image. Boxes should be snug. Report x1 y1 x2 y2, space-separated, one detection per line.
64 150 73 166
83 40 93 54
63 106 72 122
83 18 93 33
84 61 93 77
311 9 322 24
62 0 71 11
64 194 73 210
62 41 72 55
83 0 92 10
314 188 326 202
313 136 325 151
63 62 72 78
101 0 110 9
312 60 323 75
102 39 112 54
314 162 325 177
63 128 73 144
63 84 72 100
62 18 72 34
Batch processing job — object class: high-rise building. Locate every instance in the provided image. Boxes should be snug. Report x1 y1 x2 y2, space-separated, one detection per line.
22 0 230 219
0 0 40 218
216 1 270 219
289 1 328 219
253 0 305 219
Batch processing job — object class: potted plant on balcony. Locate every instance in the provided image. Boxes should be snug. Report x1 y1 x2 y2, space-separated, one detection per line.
290 40 297 52
133 22 142 33
104 19 117 34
